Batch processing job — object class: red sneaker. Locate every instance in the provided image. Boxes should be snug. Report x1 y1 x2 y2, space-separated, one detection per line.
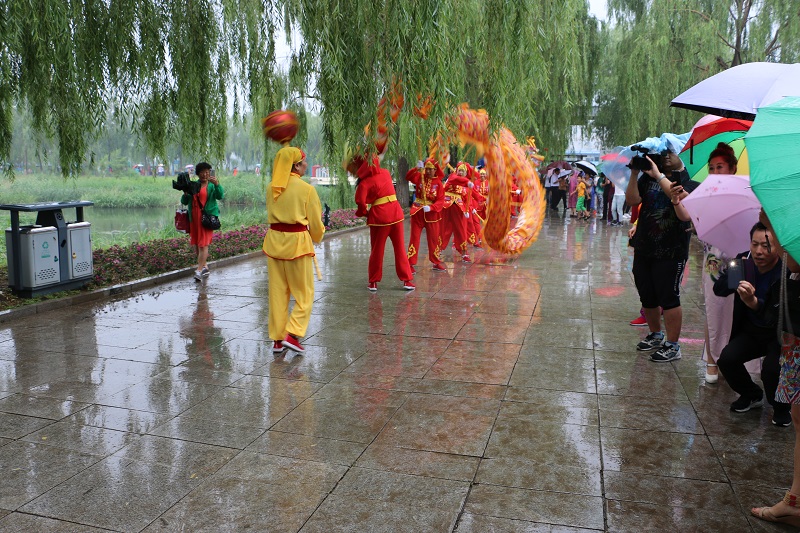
368 282 378 292
282 335 306 354
410 265 417 275
272 341 285 353
629 315 648 326
462 255 472 263
402 281 416 290
432 263 447 272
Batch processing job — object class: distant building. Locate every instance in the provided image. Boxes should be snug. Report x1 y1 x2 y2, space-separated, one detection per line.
565 125 602 164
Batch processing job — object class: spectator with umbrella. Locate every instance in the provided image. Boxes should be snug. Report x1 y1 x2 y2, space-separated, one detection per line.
746 96 800 527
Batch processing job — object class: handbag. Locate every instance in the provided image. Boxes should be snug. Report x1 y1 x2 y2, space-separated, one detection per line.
175 207 189 233
201 211 221 230
198 198 221 230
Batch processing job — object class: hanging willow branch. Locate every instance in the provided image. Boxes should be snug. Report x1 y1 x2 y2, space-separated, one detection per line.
1 0 600 178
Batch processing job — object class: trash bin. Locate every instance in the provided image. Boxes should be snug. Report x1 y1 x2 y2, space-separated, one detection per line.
0 201 94 297
5 226 59 288
66 221 93 280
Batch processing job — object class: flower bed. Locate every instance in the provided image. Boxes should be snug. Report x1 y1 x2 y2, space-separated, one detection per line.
91 210 366 288
327 208 362 229
89 224 267 287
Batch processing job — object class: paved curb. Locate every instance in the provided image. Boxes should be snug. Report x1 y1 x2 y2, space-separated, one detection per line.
0 224 369 325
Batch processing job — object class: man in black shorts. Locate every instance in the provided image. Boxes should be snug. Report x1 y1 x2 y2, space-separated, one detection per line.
625 147 698 363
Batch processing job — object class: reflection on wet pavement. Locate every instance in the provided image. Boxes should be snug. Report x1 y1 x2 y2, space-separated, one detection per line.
0 216 790 531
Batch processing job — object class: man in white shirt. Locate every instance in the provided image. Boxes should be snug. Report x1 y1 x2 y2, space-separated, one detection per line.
610 180 626 226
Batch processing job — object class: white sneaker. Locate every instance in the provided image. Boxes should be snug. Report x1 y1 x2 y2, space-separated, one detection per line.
193 270 202 281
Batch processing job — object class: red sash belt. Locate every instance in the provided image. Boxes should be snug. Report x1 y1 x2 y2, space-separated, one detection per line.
270 223 308 232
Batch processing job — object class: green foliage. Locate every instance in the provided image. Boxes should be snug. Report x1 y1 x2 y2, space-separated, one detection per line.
13 0 798 180
0 172 268 208
3 0 601 178
1 0 284 177
596 0 800 147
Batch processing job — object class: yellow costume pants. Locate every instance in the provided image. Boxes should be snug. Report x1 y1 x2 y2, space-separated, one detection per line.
267 255 315 340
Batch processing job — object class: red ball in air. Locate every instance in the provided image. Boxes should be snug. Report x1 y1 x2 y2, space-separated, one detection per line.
262 110 299 144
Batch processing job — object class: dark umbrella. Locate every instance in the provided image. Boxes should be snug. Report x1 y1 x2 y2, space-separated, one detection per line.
545 160 572 172
671 62 800 120
574 160 598 176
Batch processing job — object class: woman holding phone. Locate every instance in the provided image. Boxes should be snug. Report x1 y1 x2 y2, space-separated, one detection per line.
669 143 752 383
180 162 224 281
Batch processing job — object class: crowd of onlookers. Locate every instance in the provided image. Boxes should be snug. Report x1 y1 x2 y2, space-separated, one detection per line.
542 142 792 427
543 167 627 225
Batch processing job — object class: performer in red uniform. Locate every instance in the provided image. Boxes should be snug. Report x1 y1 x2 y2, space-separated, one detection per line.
353 156 415 291
467 167 486 248
510 175 522 217
406 158 446 272
440 162 474 262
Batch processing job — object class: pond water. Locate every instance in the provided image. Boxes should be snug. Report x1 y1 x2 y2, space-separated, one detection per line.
0 204 260 237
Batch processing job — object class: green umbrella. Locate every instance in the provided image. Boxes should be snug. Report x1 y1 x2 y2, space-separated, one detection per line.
745 96 800 261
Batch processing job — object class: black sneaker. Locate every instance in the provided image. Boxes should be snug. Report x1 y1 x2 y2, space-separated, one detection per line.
773 410 792 427
636 332 664 351
650 343 681 363
730 395 764 413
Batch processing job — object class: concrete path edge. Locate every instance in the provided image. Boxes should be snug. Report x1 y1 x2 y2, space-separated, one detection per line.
0 224 369 325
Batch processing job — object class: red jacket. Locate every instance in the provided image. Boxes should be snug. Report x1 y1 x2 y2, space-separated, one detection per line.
406 167 445 223
443 174 473 212
355 158 404 226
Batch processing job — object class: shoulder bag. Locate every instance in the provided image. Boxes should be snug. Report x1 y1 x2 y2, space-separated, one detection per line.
198 197 221 231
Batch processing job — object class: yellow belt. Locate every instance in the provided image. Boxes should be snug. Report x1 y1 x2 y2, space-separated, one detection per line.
370 194 397 207
415 199 432 206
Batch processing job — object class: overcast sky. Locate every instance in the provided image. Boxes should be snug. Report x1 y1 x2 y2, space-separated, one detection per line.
589 0 607 20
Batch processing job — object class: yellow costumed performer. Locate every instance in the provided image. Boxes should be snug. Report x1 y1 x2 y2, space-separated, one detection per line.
263 146 325 354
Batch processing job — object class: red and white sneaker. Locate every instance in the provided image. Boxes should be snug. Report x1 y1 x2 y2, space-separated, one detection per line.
462 255 472 263
272 341 285 353
432 263 447 272
630 315 648 326
282 335 306 354
368 282 378 292
410 265 416 275
402 281 416 290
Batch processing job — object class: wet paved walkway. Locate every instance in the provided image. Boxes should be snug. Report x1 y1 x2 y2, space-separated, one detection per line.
0 213 793 532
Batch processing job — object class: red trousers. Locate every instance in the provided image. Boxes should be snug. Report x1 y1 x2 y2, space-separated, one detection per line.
440 205 469 256
468 212 482 246
407 212 441 266
369 223 413 283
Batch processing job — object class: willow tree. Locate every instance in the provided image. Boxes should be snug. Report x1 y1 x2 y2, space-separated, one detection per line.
2 0 597 179
594 0 800 147
285 0 597 162
0 0 285 178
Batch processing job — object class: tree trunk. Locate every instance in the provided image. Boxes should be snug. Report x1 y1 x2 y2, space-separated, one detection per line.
396 156 410 208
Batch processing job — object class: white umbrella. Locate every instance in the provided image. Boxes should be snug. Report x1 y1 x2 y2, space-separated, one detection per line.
671 62 800 120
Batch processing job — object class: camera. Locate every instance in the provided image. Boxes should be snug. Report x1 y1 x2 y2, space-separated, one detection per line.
628 145 664 172
172 172 200 195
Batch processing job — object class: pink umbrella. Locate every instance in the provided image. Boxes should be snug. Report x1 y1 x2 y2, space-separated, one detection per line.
681 173 761 258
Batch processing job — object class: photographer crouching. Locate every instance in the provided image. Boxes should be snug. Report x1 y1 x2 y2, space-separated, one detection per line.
713 223 790 425
625 140 698 362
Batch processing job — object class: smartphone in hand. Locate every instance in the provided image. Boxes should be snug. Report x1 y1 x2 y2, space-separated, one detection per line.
727 259 744 290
